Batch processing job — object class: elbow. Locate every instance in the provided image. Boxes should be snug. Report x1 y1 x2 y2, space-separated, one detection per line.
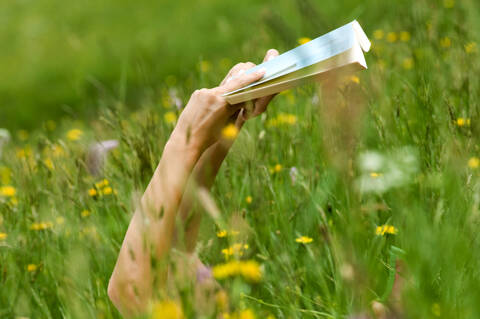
107 274 132 317
107 271 147 317
107 275 121 311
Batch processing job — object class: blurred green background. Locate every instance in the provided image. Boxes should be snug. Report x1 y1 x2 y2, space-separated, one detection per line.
0 0 413 130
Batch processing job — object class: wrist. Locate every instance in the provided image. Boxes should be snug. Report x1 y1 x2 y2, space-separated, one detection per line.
166 128 202 164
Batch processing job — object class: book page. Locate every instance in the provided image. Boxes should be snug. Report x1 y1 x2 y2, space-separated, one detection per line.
223 21 360 97
225 43 366 104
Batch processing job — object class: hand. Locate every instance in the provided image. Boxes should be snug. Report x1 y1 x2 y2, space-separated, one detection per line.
221 49 279 130
172 64 266 153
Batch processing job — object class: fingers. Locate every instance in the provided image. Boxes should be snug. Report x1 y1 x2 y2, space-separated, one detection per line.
217 68 266 95
252 94 276 117
243 49 279 118
263 48 279 62
221 62 256 86
220 48 278 89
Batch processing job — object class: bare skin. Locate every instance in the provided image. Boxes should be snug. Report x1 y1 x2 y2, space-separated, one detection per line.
108 49 279 317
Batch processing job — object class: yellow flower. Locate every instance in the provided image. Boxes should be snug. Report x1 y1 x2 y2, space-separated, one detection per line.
56 216 65 225
213 261 239 280
102 186 113 195
217 230 228 238
0 233 7 240
0 186 16 197
95 179 109 188
213 260 262 282
298 37 311 45
222 247 234 258
44 158 54 170
27 264 38 272
239 260 262 282
66 129 83 141
240 309 256 319
16 146 32 159
266 113 297 127
221 243 248 259
443 0 454 8
468 157 480 169
465 42 477 54
402 58 414 70
16 148 25 159
222 124 239 140
400 31 411 42
296 236 313 244
164 111 177 124
51 144 65 157
274 164 282 173
30 222 54 231
386 32 397 43
375 224 398 236
440 37 451 48
373 29 384 40
224 309 257 319
370 172 383 178
81 210 91 218
245 196 252 204
151 300 184 319
88 188 97 197
456 118 471 127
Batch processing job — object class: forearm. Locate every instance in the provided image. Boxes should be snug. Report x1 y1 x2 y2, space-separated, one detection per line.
175 140 233 252
108 131 201 317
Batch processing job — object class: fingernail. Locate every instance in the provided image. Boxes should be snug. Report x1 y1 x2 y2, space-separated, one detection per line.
267 49 278 61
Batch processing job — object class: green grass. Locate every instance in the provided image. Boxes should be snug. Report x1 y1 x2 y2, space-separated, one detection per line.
1 0 480 318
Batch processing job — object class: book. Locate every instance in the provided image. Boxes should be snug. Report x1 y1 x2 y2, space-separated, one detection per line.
222 20 371 104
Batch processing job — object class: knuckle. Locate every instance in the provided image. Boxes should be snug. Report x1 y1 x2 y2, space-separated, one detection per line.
198 88 209 96
192 89 202 97
203 89 218 103
232 63 245 70
267 48 279 55
193 88 212 101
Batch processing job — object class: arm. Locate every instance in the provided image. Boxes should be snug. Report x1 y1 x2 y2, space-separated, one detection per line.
174 49 280 253
107 64 268 318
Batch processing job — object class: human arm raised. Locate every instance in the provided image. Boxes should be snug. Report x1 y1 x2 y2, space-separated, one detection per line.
107 64 268 317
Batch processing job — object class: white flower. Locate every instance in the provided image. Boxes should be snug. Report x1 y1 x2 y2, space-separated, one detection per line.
359 151 384 172
356 147 419 194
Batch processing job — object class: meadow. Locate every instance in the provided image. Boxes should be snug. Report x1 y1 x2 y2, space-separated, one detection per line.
1 0 480 318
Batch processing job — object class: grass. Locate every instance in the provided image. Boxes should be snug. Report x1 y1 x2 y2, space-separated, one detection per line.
1 0 480 318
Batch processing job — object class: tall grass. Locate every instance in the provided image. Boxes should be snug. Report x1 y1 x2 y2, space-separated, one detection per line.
1 0 480 318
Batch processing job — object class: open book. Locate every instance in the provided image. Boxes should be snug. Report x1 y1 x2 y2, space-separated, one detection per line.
223 20 371 104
